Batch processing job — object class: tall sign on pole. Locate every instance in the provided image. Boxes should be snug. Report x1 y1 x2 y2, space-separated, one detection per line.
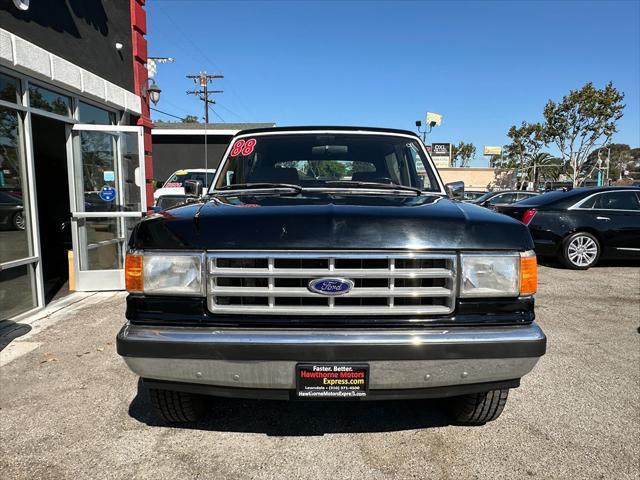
431 143 452 168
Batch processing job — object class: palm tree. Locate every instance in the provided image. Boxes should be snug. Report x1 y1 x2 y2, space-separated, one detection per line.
528 152 563 185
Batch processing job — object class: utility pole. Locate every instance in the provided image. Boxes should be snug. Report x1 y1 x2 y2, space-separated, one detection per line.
186 72 223 123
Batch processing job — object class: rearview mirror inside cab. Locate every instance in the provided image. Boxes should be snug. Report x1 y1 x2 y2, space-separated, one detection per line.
445 181 464 200
184 179 203 197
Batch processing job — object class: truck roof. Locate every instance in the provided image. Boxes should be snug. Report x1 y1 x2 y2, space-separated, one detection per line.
235 125 420 137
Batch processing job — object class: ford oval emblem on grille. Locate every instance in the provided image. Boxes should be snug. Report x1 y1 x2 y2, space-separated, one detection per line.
308 278 354 296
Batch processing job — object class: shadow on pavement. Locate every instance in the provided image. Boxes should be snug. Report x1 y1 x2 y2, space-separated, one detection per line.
129 379 453 435
0 320 32 352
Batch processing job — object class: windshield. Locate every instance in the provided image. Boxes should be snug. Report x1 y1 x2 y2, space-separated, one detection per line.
163 171 215 188
212 133 441 192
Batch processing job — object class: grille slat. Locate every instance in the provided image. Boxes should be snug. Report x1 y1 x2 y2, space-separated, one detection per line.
209 286 452 298
208 267 453 279
207 252 456 316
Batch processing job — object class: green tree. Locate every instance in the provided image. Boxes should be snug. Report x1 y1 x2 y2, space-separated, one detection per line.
309 160 348 179
529 152 563 183
451 141 476 167
585 144 640 181
503 122 547 185
181 115 200 123
543 81 625 186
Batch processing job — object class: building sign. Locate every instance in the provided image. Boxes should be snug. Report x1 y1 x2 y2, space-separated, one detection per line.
426 112 443 127
431 143 451 168
484 146 502 156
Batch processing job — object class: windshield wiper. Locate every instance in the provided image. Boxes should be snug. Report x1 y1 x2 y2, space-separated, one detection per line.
322 180 423 195
215 183 303 194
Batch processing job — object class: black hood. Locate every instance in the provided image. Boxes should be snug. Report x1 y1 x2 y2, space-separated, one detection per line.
130 193 534 251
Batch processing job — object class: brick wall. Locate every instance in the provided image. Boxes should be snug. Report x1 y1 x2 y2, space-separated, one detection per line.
130 0 154 209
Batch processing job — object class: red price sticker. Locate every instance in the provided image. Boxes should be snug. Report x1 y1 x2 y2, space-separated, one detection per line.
230 138 257 157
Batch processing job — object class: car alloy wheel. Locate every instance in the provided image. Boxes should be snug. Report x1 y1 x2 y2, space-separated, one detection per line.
566 234 599 268
13 212 26 231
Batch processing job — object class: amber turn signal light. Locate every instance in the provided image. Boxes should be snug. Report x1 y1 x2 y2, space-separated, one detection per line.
519 251 537 296
125 254 143 292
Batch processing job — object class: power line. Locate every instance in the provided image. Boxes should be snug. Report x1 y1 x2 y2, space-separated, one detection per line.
154 3 256 119
186 72 223 124
149 106 186 121
214 102 246 122
210 108 226 123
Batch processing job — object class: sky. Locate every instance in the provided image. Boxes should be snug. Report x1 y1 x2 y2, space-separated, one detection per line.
146 0 640 167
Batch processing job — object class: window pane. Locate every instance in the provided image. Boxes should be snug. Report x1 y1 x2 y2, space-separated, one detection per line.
79 131 118 212
29 85 72 117
0 73 21 104
0 106 31 263
579 196 597 209
78 102 116 125
0 264 37 319
80 217 137 271
121 132 142 211
596 192 640 210
78 131 142 213
488 194 506 204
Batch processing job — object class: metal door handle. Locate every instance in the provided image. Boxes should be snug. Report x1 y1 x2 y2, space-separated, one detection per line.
596 216 610 221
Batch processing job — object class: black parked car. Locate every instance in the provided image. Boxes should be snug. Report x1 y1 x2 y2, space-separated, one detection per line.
496 187 640 269
117 126 546 425
0 191 25 230
461 190 486 202
473 190 539 209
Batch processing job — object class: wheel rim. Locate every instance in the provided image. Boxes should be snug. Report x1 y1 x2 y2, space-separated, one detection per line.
14 212 25 230
567 235 598 267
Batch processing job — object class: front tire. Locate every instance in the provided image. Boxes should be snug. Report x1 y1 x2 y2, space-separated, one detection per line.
149 388 207 423
12 211 25 231
450 389 509 425
560 232 600 270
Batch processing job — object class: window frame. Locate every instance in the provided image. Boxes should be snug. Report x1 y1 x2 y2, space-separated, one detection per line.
569 190 640 212
209 130 447 194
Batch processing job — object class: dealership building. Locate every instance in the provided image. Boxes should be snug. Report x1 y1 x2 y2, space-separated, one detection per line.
0 0 153 321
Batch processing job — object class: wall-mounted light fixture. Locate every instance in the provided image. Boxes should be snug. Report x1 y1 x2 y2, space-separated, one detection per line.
142 80 162 105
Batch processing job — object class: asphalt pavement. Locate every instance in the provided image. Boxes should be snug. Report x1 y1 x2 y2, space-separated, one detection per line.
0 263 638 480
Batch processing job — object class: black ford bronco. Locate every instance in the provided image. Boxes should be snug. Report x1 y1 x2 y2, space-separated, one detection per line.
117 126 546 425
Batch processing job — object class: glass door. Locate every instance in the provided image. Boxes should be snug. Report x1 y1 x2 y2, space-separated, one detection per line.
69 124 145 291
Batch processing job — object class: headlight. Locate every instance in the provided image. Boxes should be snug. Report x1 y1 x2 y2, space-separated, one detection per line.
460 253 519 297
125 253 203 295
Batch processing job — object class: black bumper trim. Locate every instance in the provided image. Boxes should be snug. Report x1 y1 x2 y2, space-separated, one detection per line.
142 378 521 401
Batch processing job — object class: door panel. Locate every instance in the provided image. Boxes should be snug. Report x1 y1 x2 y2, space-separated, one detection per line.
591 192 640 254
70 125 145 291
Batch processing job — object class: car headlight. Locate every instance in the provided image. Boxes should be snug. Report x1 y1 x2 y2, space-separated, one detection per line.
460 251 537 297
125 253 204 295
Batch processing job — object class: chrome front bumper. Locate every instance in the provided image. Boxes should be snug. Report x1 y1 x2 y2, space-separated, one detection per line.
117 323 546 392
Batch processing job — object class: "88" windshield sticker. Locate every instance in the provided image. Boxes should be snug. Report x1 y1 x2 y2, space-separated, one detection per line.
230 138 256 157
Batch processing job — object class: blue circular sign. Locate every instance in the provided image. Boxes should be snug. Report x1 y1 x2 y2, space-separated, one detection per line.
99 186 116 202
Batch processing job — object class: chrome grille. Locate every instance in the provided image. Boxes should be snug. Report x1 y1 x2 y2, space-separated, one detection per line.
207 251 457 315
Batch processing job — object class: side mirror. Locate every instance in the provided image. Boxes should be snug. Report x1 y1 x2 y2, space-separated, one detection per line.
445 181 464 200
184 179 203 197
